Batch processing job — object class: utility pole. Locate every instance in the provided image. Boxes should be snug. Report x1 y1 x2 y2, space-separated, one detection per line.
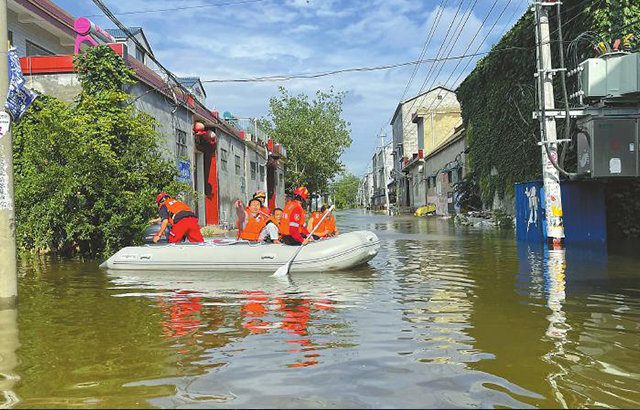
379 131 390 216
0 0 18 309
534 2 565 246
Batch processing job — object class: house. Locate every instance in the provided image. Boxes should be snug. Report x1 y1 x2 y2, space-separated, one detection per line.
390 86 459 210
371 143 393 209
359 170 374 209
422 125 467 215
11 0 287 229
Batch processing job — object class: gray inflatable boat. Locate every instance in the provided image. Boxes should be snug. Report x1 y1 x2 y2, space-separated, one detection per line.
100 230 380 272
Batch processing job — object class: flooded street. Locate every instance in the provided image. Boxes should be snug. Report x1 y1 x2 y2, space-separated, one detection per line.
3 210 640 409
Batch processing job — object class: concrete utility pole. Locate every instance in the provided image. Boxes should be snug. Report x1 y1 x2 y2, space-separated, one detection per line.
0 0 18 309
379 132 390 216
534 2 565 245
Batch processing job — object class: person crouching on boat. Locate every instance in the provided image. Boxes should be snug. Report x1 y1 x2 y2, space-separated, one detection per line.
236 198 281 243
280 186 314 246
307 204 338 239
252 190 271 215
154 193 204 244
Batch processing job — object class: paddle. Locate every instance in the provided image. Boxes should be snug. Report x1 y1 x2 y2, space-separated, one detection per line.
272 205 335 277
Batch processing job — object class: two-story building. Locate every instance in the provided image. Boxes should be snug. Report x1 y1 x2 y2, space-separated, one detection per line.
390 86 459 210
371 143 393 209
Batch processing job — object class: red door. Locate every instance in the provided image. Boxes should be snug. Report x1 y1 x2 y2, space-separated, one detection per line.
206 148 219 225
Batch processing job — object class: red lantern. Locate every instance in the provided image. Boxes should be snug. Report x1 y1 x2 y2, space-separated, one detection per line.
193 122 205 133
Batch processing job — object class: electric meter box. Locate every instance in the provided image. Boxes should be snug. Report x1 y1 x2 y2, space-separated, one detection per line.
580 53 640 99
577 117 639 177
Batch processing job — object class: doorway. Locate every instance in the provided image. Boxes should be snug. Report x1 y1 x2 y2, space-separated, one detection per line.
195 151 206 225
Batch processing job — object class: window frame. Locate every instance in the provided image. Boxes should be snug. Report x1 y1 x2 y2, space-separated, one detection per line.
220 148 228 172
26 40 53 57
250 161 257 180
235 155 241 175
175 129 188 158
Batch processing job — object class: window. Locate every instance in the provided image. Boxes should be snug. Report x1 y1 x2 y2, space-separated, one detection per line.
235 155 241 175
260 165 265 181
26 40 53 57
250 161 257 180
135 46 145 62
176 129 188 158
220 148 228 171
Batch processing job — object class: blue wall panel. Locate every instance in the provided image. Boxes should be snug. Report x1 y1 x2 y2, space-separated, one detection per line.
515 180 607 245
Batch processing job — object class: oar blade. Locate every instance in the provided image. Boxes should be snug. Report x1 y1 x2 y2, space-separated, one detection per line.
272 261 292 277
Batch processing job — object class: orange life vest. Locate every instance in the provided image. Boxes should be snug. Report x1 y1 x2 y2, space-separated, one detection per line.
280 200 305 236
324 214 336 234
239 212 269 241
309 211 324 233
160 198 192 225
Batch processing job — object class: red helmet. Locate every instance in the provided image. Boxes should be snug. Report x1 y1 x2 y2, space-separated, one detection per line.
156 193 170 204
293 186 309 201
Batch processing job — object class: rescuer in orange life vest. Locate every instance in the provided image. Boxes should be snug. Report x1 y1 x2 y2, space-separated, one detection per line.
154 193 204 244
307 204 338 239
280 186 314 246
236 198 280 243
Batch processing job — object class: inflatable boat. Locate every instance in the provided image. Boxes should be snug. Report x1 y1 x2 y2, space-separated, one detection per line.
100 230 380 272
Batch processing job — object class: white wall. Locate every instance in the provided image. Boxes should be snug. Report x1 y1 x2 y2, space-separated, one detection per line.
8 8 74 57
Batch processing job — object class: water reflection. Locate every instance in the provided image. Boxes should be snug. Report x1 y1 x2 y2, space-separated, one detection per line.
0 308 20 409
110 270 370 372
9 212 640 409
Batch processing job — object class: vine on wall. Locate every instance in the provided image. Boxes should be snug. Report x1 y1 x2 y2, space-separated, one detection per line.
456 0 640 230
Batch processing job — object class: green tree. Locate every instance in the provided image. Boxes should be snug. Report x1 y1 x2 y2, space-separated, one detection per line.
330 173 360 210
13 45 188 256
259 87 352 197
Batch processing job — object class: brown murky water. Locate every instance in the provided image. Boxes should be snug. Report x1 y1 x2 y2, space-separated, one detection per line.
1 210 639 408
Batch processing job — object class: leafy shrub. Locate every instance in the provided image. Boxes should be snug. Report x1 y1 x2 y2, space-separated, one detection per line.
13 46 189 255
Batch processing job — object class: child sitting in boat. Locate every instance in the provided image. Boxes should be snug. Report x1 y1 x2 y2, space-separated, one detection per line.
235 199 281 244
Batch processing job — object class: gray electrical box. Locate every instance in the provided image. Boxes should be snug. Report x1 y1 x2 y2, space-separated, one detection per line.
580 53 640 100
577 117 639 177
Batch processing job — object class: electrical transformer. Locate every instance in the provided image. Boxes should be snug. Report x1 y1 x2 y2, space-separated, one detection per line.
577 117 639 177
579 53 640 100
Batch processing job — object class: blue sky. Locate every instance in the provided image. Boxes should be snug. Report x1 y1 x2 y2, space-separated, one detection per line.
56 0 528 177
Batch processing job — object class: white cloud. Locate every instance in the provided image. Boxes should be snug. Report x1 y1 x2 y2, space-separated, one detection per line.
59 0 527 176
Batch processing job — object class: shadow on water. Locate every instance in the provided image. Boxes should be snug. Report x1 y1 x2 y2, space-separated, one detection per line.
4 210 640 408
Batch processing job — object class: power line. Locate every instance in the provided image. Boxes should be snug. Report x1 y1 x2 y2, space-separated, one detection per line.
84 0 270 18
424 0 517 114
199 49 529 83
399 0 494 138
397 0 449 105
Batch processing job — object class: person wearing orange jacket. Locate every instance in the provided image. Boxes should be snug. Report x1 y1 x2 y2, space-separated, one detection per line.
280 186 314 246
236 198 280 243
154 193 204 243
307 204 338 239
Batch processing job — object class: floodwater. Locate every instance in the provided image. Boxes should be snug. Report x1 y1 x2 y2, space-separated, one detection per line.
2 210 640 409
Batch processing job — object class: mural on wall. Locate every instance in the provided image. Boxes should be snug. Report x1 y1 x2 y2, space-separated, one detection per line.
525 185 539 232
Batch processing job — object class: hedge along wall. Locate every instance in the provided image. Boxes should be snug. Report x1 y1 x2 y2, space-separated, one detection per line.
456 0 640 237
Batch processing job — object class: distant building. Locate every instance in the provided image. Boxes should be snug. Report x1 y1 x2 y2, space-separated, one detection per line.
371 143 393 209
390 86 459 210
